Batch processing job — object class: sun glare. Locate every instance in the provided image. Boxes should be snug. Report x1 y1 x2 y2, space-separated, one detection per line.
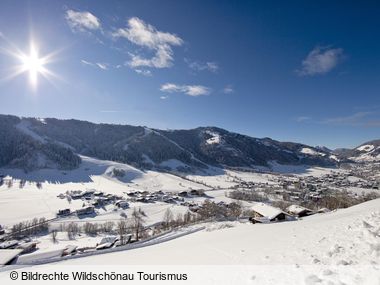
20 44 47 87
1 37 58 89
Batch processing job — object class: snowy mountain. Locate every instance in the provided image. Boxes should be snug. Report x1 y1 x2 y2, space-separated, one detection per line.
334 140 380 162
0 114 363 171
0 115 81 171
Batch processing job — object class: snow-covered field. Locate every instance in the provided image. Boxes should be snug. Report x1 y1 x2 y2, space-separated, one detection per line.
0 155 298 228
3 198 375 284
52 198 380 266
0 156 379 284
0 156 209 226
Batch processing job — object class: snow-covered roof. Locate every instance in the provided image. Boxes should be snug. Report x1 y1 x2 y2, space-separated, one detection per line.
251 203 284 220
0 249 23 265
286 204 311 215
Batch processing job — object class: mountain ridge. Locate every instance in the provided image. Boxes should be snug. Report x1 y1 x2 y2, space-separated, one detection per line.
0 114 378 172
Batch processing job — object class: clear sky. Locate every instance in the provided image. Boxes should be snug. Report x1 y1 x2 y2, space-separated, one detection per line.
0 0 379 149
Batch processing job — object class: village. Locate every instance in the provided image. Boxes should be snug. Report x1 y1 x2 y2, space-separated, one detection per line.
226 163 380 204
0 162 379 267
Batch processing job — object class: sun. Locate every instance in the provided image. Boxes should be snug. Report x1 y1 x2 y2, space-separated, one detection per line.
0 36 58 89
19 44 47 87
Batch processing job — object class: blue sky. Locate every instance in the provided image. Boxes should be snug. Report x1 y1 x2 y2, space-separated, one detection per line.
0 0 379 149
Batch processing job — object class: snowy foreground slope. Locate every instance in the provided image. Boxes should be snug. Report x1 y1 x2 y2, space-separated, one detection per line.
56 198 380 266
6 199 374 284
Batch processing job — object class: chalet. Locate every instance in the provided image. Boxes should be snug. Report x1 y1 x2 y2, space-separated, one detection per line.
162 197 175 203
0 249 23 266
76 206 95 216
286 205 314 217
178 191 188 197
16 248 65 264
190 189 203 196
71 191 83 199
96 236 119 250
0 240 19 249
62 245 77 256
82 189 95 197
249 203 291 223
136 197 149 203
114 234 132 246
115 200 129 208
16 241 37 254
146 194 158 201
57 208 71 217
173 196 184 202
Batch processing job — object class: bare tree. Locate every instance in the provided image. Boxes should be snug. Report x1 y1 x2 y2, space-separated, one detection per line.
163 208 174 229
183 211 193 225
51 230 58 243
83 222 98 236
66 222 80 240
131 207 146 241
197 200 227 220
117 219 128 245
101 221 114 233
227 201 242 219
175 213 183 227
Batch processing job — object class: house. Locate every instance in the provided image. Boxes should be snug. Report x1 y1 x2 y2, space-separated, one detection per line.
62 245 77 256
114 234 132 246
16 242 38 254
82 189 95 197
57 208 71 217
115 200 129 208
286 205 314 217
190 189 203 196
76 206 95 216
249 203 291 223
96 236 119 250
136 197 149 203
16 248 66 264
0 249 23 266
0 240 19 249
178 191 188 197
70 191 83 199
